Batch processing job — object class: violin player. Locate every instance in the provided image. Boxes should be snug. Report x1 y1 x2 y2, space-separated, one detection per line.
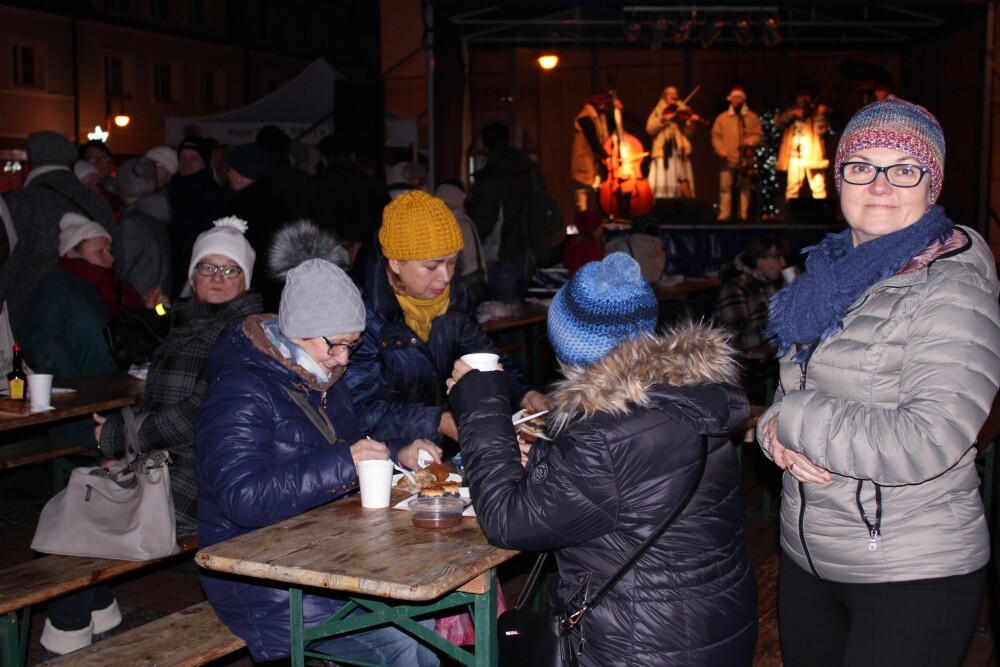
711 86 762 222
571 92 618 212
775 88 832 221
646 86 700 201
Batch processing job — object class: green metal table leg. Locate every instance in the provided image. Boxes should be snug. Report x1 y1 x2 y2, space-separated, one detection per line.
0 608 30 667
289 587 305 667
472 569 498 667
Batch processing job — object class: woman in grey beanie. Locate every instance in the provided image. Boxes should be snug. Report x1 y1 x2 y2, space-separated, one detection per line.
194 221 439 666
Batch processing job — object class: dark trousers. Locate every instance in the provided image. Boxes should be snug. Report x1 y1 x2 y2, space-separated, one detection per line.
779 551 985 667
48 584 115 630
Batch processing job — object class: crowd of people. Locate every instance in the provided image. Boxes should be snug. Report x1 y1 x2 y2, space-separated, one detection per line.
0 92 997 667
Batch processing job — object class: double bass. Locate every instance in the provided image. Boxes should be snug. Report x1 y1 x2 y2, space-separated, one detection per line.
598 89 653 220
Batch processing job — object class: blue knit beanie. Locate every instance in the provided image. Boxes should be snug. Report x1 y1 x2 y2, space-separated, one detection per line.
548 253 658 368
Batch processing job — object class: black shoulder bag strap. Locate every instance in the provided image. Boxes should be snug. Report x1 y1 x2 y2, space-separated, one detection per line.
513 435 710 629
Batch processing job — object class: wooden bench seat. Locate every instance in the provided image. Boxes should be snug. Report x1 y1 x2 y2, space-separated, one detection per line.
0 536 198 667
34 601 246 667
0 435 88 471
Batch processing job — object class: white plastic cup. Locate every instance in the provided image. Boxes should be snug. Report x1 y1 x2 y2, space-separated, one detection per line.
357 459 394 508
461 353 500 372
27 374 53 410
781 267 798 284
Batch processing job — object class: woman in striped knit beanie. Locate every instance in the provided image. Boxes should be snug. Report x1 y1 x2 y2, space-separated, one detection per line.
758 96 1000 666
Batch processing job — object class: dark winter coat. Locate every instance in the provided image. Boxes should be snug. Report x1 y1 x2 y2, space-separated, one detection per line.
345 253 534 443
226 177 290 312
195 314 405 661
450 324 758 667
168 168 227 298
466 146 535 263
1 168 115 336
98 290 262 537
116 197 172 297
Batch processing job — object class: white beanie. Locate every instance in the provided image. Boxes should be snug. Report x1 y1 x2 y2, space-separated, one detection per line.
145 146 178 175
188 216 256 290
73 160 99 182
278 259 365 338
59 212 111 256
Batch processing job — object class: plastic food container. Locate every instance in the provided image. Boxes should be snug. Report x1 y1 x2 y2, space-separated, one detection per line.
408 496 465 529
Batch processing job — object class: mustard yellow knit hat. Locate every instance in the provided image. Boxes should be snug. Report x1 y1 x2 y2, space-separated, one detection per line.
379 190 464 260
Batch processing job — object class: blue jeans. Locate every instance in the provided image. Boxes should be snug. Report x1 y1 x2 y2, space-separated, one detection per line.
309 619 439 666
47 585 115 631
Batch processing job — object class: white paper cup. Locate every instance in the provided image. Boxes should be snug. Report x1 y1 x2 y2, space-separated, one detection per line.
357 460 394 508
461 353 500 372
781 267 798 284
27 374 53 410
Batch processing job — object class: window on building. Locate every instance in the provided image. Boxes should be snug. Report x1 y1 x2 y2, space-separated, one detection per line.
151 0 170 20
11 41 45 88
154 61 182 103
105 55 124 96
199 68 224 108
188 0 204 28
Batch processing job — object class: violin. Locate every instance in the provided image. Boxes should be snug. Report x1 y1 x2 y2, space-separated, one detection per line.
598 88 653 220
663 102 708 125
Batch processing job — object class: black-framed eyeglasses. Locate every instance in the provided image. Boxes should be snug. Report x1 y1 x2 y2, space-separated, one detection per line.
840 161 929 188
321 336 362 357
195 263 243 279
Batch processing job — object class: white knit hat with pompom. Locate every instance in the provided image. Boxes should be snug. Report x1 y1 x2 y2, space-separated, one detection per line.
188 216 257 290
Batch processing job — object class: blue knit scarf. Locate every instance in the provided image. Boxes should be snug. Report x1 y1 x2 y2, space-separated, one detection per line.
766 205 953 361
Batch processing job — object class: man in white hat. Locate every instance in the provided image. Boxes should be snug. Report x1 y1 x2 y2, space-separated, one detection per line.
711 86 763 222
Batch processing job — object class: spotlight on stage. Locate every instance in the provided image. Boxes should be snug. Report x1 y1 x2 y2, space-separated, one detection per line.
672 19 693 45
732 18 754 47
624 18 642 44
701 19 725 48
650 15 669 50
762 16 782 47
537 54 559 70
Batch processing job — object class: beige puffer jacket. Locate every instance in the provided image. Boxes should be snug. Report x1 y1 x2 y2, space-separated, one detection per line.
760 226 1000 583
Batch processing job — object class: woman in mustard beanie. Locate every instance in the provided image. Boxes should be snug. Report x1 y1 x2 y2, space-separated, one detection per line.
346 189 551 448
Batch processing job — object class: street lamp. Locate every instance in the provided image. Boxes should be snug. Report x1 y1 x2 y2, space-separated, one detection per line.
106 93 131 132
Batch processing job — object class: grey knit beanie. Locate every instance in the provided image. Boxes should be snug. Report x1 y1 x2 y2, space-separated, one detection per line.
117 157 158 198
26 131 77 168
278 258 365 338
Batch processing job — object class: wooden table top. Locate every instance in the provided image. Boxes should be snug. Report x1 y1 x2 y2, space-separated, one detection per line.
480 302 549 334
653 276 721 301
0 372 144 433
196 493 518 602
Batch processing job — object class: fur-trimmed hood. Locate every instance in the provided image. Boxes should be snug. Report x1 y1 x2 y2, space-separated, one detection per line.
547 321 743 433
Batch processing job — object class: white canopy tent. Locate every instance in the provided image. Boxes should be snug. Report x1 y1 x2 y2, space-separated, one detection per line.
164 58 417 150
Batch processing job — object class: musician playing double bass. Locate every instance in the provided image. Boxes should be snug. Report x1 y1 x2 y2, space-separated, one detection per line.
646 86 700 201
711 86 762 222
775 88 831 214
571 92 618 212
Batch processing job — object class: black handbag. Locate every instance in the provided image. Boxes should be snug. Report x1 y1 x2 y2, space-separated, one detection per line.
497 435 709 667
103 282 168 369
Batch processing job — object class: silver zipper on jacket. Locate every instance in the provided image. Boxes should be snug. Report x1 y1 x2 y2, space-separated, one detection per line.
856 480 882 552
795 352 821 578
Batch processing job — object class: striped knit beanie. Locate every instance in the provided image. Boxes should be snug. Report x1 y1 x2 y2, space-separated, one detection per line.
834 97 945 203
379 190 464 261
548 252 658 368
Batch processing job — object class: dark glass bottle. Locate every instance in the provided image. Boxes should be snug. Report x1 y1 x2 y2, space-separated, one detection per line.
7 343 26 400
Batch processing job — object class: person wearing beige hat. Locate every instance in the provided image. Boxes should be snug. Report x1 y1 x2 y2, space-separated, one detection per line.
346 189 551 450
711 85 762 222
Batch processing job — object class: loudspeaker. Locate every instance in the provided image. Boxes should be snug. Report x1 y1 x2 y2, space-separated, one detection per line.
653 197 712 224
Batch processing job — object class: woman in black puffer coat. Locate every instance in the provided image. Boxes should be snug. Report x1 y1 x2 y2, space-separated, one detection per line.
448 253 758 666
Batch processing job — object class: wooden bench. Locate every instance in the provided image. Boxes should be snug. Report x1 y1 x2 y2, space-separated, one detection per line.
0 535 198 667
34 601 246 667
0 435 88 471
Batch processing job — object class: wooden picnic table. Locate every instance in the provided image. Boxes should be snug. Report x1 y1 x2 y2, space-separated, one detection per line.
0 372 144 433
652 275 721 302
196 492 518 667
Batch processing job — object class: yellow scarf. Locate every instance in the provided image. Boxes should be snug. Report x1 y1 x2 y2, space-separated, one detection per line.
396 286 451 342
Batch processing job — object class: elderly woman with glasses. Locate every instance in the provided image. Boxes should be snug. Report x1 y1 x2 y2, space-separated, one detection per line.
94 216 262 540
195 221 438 665
757 98 1000 666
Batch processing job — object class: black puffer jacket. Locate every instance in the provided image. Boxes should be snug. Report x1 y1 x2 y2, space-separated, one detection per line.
450 323 758 666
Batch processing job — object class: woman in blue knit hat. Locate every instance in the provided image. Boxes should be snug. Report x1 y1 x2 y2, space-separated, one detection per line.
446 252 758 666
757 97 1000 665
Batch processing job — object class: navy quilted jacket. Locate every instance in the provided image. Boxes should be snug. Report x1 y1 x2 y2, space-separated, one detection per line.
345 251 534 443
